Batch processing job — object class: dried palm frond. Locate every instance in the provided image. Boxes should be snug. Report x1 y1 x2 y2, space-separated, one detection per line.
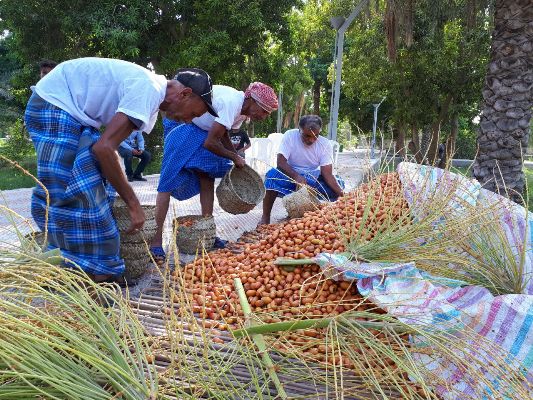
0 259 161 400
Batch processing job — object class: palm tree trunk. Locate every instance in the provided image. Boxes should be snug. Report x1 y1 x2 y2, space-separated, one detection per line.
409 125 424 163
473 0 533 203
293 91 306 127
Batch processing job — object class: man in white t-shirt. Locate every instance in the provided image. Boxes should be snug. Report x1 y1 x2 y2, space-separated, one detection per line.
25 57 216 283
259 115 345 225
150 82 278 257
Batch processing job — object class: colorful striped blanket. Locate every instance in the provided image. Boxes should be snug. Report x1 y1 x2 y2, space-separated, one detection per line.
312 162 533 399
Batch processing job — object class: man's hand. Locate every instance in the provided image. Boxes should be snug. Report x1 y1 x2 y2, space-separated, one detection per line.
125 200 146 234
132 149 143 156
234 155 246 168
295 175 307 186
92 113 146 236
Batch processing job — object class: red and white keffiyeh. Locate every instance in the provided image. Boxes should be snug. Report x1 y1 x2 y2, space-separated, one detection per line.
244 82 278 113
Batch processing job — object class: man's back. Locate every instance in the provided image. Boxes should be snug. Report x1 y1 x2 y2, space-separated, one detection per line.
34 57 167 132
192 85 245 131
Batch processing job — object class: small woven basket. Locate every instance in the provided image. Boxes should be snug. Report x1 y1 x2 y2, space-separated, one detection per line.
216 165 265 215
113 198 156 280
282 186 320 219
112 198 156 231
120 242 152 280
174 215 216 254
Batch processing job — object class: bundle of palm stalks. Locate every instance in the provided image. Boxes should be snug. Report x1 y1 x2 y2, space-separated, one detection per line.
0 256 160 399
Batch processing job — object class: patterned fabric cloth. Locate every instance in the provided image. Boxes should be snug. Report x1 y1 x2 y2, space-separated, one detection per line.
158 120 232 200
244 82 278 112
24 93 124 276
264 167 345 201
315 255 533 399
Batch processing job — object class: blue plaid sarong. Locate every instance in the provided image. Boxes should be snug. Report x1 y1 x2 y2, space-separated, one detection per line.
158 120 232 200
24 93 124 276
264 167 345 201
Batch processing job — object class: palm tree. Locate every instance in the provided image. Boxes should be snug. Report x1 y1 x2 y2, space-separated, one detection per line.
473 0 533 203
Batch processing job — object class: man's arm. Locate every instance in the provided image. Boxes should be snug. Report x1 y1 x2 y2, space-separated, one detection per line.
92 113 144 233
203 122 245 167
220 130 238 153
136 131 145 151
241 142 252 152
277 154 306 185
119 136 133 152
320 164 344 197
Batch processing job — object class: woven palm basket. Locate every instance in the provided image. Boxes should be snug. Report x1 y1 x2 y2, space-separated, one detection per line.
120 242 152 280
112 198 156 231
173 215 216 254
282 186 320 219
113 198 157 280
216 165 265 214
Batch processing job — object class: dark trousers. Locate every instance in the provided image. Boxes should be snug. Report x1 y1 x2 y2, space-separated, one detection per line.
118 147 152 177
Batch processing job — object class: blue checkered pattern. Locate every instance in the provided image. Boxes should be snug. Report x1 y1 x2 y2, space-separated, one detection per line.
162 118 183 140
24 93 124 276
264 167 345 201
158 121 232 200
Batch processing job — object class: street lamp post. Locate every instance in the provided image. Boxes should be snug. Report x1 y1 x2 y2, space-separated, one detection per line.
276 86 283 133
371 97 386 159
327 16 344 140
327 22 348 142
327 0 370 141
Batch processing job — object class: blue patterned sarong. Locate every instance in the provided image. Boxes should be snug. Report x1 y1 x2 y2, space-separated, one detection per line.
158 120 232 200
264 167 345 201
24 93 124 276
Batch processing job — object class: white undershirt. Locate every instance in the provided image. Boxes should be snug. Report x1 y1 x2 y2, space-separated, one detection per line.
34 57 167 133
192 85 245 131
278 129 333 175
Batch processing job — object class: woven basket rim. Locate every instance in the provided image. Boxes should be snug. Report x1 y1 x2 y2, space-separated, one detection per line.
225 165 265 205
283 186 320 218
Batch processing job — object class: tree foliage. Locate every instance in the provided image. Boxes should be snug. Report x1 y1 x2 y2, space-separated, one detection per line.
340 0 492 159
0 0 498 149
0 0 301 134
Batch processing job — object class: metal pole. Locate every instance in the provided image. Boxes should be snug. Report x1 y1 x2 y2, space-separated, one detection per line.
327 32 339 139
371 105 378 159
328 0 370 142
371 96 386 159
276 86 283 133
329 30 344 141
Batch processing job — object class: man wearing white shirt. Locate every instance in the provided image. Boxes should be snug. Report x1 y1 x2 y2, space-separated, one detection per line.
259 115 345 225
150 82 278 259
25 58 216 282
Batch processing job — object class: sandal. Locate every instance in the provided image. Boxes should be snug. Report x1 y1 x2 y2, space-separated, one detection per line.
213 237 228 249
149 246 166 264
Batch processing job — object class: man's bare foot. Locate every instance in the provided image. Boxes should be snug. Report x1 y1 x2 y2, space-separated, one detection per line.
258 215 270 226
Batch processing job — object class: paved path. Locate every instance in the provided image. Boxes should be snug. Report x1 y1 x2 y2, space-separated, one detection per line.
0 152 379 252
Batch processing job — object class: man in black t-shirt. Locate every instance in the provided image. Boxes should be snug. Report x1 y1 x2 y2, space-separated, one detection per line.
230 129 251 158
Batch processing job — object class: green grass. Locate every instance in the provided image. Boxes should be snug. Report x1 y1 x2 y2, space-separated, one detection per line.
0 153 164 191
0 158 38 190
142 153 163 176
